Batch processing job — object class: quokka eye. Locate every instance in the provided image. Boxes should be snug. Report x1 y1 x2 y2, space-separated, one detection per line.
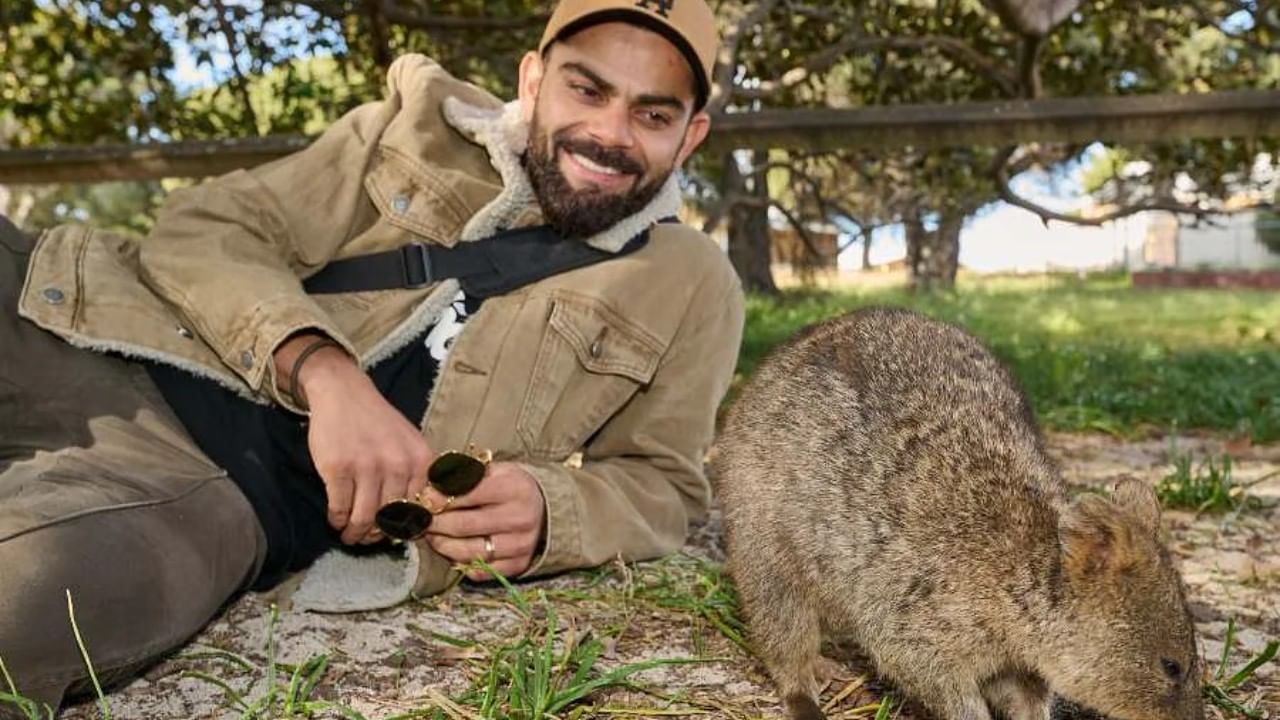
1161 659 1182 680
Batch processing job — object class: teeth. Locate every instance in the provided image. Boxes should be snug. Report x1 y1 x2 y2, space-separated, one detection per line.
571 152 622 176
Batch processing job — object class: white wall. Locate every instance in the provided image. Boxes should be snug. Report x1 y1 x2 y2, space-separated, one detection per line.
1176 212 1278 269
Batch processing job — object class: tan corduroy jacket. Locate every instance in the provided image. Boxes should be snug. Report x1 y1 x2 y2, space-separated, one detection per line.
17 55 744 611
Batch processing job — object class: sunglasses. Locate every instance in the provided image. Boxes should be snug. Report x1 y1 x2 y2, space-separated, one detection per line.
373 449 490 542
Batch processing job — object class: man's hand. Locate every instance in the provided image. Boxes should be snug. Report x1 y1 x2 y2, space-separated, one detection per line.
419 462 546 580
278 334 433 545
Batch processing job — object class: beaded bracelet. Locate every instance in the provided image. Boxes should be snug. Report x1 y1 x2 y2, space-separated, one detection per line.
288 337 343 410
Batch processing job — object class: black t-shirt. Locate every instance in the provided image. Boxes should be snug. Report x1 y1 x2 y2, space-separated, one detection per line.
145 292 481 590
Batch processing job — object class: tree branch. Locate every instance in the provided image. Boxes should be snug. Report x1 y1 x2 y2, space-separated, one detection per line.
770 199 830 262
735 34 1019 101
210 0 260 133
709 0 782 113
1017 34 1043 98
363 0 393 69
374 1 548 31
990 145 1256 227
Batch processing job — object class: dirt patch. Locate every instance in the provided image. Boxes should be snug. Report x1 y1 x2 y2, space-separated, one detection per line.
61 433 1279 720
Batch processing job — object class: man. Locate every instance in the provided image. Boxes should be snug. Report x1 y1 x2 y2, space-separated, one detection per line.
0 0 743 712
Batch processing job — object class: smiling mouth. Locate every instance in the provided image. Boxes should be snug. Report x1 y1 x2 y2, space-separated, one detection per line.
567 150 628 176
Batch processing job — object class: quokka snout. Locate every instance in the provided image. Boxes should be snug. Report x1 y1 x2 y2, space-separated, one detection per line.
714 307 1203 720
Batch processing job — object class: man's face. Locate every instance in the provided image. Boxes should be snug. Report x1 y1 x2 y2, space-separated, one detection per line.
518 22 711 239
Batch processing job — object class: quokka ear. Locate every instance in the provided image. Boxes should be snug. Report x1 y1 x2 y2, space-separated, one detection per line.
1110 476 1161 535
1059 495 1146 578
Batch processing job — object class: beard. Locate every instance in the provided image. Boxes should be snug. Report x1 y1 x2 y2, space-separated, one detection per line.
525 113 674 240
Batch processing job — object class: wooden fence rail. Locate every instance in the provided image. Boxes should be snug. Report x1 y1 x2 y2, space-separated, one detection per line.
1 90 1277 184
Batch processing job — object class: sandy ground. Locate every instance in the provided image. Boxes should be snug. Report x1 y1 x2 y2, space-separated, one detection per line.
58 432 1279 720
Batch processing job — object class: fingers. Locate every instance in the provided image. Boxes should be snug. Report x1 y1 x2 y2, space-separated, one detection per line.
426 532 536 580
404 439 433 505
342 463 383 544
324 473 355 530
322 438 432 545
417 461 535 513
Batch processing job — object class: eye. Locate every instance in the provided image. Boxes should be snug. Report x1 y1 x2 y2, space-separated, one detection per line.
1161 659 1182 680
639 110 672 129
571 83 602 102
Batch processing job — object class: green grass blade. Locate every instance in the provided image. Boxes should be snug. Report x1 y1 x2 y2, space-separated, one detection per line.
0 690 49 720
177 648 257 672
1217 617 1238 682
64 590 111 720
873 695 895 720
298 654 330 703
179 671 252 712
1204 684 1264 720
567 639 603 690
547 658 704 714
470 559 530 618
262 604 280 716
1222 640 1279 691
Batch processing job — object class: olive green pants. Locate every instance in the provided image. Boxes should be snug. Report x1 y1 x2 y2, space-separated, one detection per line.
0 219 267 716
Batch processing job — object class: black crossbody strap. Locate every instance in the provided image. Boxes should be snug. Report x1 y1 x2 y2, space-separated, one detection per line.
302 222 664 298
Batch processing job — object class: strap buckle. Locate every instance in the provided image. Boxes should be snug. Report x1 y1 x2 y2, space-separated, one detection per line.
400 243 433 289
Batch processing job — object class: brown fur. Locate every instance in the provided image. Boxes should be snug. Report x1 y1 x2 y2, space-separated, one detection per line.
713 307 1202 720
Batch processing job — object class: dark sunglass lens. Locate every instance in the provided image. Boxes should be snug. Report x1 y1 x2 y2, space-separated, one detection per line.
374 500 433 541
429 452 486 496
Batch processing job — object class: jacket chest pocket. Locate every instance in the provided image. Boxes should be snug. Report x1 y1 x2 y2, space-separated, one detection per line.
517 296 665 458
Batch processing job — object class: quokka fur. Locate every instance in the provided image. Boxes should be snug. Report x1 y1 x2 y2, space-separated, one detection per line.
714 307 1202 720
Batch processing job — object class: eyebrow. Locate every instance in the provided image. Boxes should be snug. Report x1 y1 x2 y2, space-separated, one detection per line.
559 61 688 114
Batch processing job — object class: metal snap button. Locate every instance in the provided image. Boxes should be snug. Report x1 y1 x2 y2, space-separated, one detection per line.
240 350 254 368
176 326 193 339
589 340 603 358
391 193 411 214
42 287 65 304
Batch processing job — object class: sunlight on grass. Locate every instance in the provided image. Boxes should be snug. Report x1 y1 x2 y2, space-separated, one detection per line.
739 275 1280 441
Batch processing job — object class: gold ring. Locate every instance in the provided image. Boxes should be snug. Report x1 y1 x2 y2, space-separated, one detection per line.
483 535 495 562
441 495 456 513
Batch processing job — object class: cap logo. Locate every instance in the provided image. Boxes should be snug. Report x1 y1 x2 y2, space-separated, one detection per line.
634 0 674 18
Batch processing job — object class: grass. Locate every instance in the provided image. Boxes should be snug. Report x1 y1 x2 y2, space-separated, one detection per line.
1156 443 1271 514
172 560 719 720
449 560 712 720
738 274 1280 441
1204 618 1280 719
6 558 1276 720
0 591 108 720
175 604 361 719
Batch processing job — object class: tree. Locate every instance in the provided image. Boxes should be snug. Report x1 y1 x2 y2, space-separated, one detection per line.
3 1 1276 292
0 1 539 227
697 0 1279 292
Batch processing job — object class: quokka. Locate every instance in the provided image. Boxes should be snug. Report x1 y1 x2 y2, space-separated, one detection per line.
714 307 1203 720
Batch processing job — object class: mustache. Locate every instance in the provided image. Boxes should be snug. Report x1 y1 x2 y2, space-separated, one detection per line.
553 132 643 176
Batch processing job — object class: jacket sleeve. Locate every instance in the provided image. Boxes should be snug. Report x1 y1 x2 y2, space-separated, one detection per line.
516 263 745 577
136 98 397 408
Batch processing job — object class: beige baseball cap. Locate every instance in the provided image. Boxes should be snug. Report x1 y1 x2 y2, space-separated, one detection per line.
538 0 719 109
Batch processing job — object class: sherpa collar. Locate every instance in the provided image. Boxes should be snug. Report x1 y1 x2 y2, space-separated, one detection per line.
440 97 683 253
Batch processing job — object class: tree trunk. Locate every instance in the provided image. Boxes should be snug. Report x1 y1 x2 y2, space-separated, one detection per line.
724 151 777 295
906 211 963 291
861 231 873 270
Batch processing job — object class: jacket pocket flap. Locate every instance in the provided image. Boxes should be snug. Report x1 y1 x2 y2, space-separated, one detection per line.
364 147 466 245
548 297 663 384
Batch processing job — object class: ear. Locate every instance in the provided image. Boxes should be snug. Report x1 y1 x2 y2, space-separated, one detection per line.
674 110 712 167
1059 495 1145 578
1110 476 1161 534
517 50 545 124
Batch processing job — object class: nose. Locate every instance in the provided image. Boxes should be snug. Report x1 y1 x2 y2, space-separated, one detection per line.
583 101 634 150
